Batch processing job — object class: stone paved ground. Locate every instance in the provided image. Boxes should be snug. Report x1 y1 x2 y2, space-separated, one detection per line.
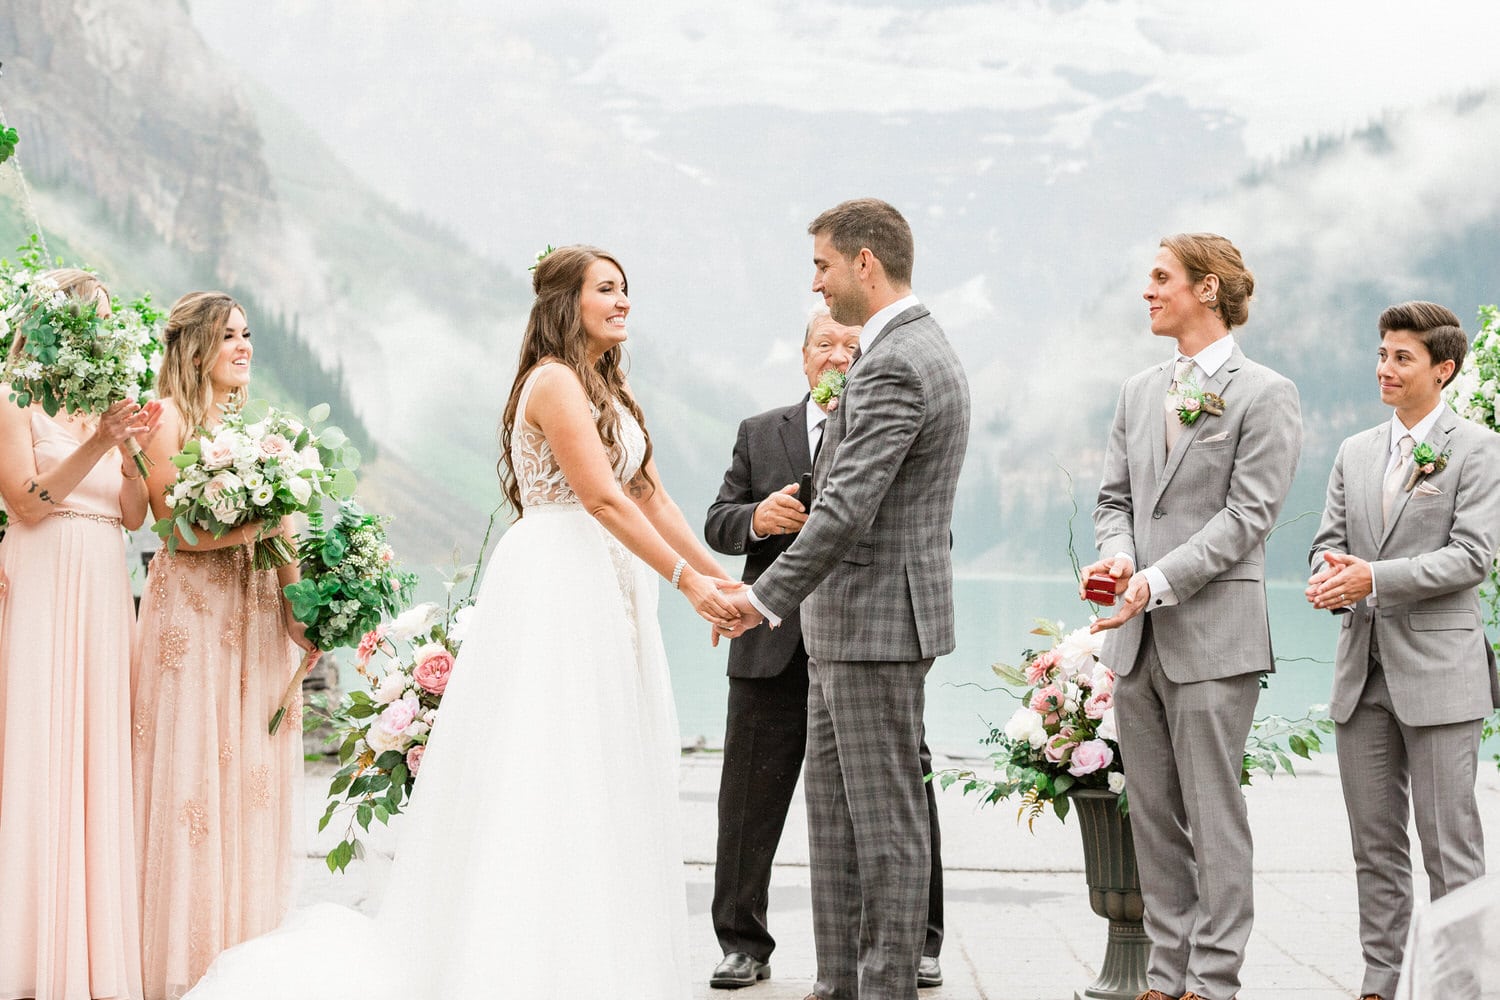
297 749 1500 1000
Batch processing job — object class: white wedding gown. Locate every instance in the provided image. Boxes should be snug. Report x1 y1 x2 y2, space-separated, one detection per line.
188 364 692 999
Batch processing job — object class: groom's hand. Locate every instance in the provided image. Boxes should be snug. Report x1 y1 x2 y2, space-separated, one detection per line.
710 585 765 646
1089 573 1149 633
1078 555 1132 601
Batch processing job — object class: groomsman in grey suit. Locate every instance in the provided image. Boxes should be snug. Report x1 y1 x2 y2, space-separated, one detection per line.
703 309 945 990
1084 234 1302 1000
718 199 970 1000
1306 301 1500 1000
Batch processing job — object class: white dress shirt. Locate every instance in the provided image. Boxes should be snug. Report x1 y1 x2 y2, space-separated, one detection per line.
1129 335 1236 610
747 295 921 627
747 399 828 545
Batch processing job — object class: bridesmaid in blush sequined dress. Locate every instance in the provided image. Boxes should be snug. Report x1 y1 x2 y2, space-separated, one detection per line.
0 270 161 1000
130 292 317 1000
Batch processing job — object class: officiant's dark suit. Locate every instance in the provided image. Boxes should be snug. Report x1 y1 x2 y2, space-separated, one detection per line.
704 312 944 991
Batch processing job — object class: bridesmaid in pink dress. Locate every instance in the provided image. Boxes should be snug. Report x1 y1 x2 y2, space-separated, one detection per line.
130 292 316 1000
0 270 162 1000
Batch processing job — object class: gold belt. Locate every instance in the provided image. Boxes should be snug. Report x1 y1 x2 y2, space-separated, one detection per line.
47 509 123 527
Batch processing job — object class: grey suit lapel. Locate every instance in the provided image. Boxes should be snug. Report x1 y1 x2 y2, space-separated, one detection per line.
1153 350 1244 504
858 304 929 361
1378 410 1458 550
1148 361 1172 482
1360 425 1391 552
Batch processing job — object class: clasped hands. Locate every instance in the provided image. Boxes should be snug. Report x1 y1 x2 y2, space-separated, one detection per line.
1305 551 1372 611
1077 555 1150 633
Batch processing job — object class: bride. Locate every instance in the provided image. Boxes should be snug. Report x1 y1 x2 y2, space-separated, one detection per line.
188 245 741 999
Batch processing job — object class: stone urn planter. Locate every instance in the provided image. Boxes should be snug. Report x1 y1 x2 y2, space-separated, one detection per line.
1070 788 1148 1000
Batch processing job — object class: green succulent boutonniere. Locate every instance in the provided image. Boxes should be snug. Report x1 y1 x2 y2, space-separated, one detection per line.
1403 442 1451 491
1175 376 1225 426
810 369 847 410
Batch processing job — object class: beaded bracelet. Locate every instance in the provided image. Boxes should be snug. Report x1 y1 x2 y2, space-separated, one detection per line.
670 557 688 589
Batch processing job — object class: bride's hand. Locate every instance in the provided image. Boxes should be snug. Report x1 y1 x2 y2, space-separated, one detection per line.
679 567 740 626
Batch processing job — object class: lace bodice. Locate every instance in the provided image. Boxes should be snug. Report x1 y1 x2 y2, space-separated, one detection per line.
512 364 647 509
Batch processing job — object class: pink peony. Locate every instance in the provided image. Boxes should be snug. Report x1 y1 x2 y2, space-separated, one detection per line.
257 433 293 460
356 626 386 668
378 696 418 735
1068 739 1115 777
1025 649 1061 686
200 437 235 470
406 744 425 776
1084 691 1114 720
1182 397 1201 413
1030 685 1066 725
412 644 454 696
1043 729 1077 764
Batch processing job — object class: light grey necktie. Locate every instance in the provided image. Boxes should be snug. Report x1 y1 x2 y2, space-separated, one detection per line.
1163 357 1196 453
1382 433 1415 528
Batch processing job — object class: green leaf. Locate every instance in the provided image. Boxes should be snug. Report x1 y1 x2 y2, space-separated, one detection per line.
374 750 404 771
1288 734 1309 758
320 426 348 449
308 402 331 424
175 515 198 545
328 772 354 796
331 469 358 498
316 801 338 833
356 803 372 830
240 398 271 424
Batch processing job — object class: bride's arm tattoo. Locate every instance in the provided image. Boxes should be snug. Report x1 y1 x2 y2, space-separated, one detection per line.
27 479 55 504
626 471 649 500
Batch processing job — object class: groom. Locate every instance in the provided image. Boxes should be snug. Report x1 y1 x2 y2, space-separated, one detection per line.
720 198 970 1000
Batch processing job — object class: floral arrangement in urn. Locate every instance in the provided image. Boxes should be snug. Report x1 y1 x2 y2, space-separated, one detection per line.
939 617 1334 826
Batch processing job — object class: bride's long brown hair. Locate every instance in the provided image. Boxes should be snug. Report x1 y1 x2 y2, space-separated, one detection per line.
498 245 654 516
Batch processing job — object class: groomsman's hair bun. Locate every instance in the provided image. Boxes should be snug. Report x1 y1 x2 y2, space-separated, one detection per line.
809 199 914 288
1160 233 1254 331
1378 301 1468 387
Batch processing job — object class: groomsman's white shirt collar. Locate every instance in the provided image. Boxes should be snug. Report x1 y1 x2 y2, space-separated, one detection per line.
1178 333 1236 380
748 294 920 628
1134 334 1236 609
807 398 828 444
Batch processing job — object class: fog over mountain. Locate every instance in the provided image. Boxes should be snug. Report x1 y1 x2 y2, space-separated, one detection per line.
3 0 1497 581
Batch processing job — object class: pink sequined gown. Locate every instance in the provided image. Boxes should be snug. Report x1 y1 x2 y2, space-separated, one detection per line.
0 411 142 1000
131 538 302 1000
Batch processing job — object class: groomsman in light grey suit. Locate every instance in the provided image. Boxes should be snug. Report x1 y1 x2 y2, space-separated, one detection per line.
718 198 970 1000
1084 234 1302 1000
1306 301 1500 1000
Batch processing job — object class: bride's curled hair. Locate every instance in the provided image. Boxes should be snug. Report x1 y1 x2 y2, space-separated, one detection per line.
499 245 654 515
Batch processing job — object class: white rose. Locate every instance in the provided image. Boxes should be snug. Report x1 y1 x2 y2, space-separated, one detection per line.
1107 772 1126 794
1056 627 1104 677
286 476 313 506
403 720 430 739
1096 707 1118 742
373 671 407 705
1003 707 1047 750
299 446 322 471
364 723 408 754
389 602 443 641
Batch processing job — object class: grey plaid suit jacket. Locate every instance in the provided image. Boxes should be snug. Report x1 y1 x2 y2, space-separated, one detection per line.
753 304 971 663
1094 344 1302 680
1309 408 1500 727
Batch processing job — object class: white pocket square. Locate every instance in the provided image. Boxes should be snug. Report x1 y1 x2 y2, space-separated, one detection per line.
1414 481 1443 497
1198 430 1230 444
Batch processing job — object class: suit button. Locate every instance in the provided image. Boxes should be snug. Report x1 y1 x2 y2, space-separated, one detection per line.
1152 510 1164 519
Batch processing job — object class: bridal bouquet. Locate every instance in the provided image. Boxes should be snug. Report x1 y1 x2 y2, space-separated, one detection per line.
936 617 1334 826
309 513 497 873
154 399 359 569
268 501 416 734
0 249 164 476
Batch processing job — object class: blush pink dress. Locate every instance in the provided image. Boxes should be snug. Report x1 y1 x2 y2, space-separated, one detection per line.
0 411 143 1000
131 536 302 999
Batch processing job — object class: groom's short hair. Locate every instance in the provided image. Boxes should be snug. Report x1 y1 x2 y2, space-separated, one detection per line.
1379 300 1467 388
809 199 914 287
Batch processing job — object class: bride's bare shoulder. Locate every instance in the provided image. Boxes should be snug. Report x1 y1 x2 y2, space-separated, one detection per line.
522 361 589 425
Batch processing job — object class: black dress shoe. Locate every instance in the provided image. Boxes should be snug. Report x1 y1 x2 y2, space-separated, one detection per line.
710 952 771 989
917 955 943 988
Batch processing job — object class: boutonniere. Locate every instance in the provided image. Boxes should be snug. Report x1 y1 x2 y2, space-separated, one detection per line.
1174 376 1225 426
810 369 847 411
1403 442 1451 491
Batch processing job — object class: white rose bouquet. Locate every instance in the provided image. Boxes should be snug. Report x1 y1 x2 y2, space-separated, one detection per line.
154 399 359 569
0 256 164 476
